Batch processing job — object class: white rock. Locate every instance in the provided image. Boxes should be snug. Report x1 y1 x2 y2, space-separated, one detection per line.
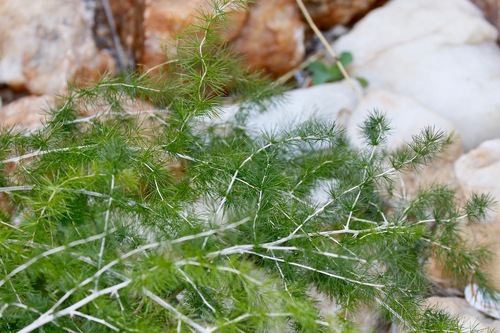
0 0 114 95
426 296 500 331
347 90 459 152
334 0 500 151
213 80 360 136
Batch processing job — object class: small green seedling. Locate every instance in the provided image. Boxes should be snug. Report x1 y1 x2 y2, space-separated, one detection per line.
308 51 368 87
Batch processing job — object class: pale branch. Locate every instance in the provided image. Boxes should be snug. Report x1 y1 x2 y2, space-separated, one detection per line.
95 174 115 292
143 288 211 333
244 250 385 289
0 228 117 289
70 310 120 332
177 267 217 314
2 145 95 164
253 159 270 241
17 280 132 333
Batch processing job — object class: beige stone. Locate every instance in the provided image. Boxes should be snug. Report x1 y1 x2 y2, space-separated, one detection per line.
455 139 500 220
426 296 500 331
229 0 305 77
141 0 247 71
0 95 57 131
462 222 500 291
0 0 114 95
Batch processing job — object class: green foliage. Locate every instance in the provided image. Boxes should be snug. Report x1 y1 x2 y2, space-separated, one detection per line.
0 1 494 332
307 52 368 87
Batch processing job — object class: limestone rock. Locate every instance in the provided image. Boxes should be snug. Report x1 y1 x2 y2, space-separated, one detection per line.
426 296 500 331
347 90 462 197
431 139 500 290
213 80 360 135
0 0 114 95
0 95 56 131
303 0 388 29
229 0 305 77
455 139 500 195
141 0 247 70
334 0 500 151
455 139 500 220
427 223 500 292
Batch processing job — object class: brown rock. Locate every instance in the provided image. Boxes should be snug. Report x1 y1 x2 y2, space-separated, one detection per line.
0 0 115 95
303 0 388 29
93 0 146 69
230 0 306 77
141 0 247 71
0 95 57 131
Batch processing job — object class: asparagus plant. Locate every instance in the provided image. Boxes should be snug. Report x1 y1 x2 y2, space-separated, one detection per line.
0 1 495 332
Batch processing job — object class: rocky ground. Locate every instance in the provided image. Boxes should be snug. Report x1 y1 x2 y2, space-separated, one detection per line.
1 0 500 331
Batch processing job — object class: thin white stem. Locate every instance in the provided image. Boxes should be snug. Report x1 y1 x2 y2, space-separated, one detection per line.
139 60 179 79
177 268 216 314
18 280 131 333
262 245 366 263
2 145 94 164
216 136 327 214
176 260 263 286
374 297 415 331
268 198 335 246
143 288 211 333
170 217 250 245
244 251 384 289
271 250 292 297
95 174 115 291
0 185 34 192
253 160 269 241
0 229 117 289
98 83 161 93
70 310 119 331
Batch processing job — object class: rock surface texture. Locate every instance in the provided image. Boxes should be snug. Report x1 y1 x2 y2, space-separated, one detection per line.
426 297 500 331
142 0 305 77
455 139 500 220
303 0 388 29
229 0 305 77
93 0 146 69
141 0 248 72
0 0 114 95
0 95 56 131
334 0 500 151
